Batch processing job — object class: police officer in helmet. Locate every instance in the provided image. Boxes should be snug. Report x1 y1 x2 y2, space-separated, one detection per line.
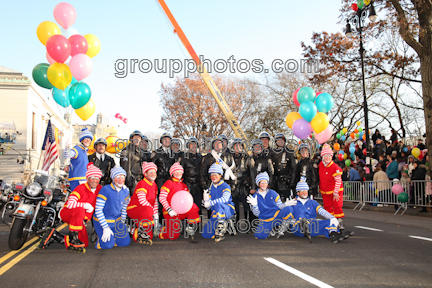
88 138 116 186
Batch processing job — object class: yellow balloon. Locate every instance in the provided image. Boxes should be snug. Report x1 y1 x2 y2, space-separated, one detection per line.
75 98 96 121
356 121 361 126
285 112 302 129
105 134 123 154
364 0 371 5
84 34 101 58
343 127 348 133
412 147 421 158
311 112 329 134
37 21 61 46
344 153 348 160
47 63 72 90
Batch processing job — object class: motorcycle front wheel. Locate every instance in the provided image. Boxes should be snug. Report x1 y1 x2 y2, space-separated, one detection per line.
9 218 30 250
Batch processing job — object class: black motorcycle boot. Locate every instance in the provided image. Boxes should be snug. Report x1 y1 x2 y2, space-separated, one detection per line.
300 219 312 243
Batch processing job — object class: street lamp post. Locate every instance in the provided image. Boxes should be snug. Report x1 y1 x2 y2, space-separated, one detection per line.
345 1 377 168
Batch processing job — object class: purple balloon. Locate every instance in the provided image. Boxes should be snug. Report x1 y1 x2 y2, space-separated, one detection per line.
292 118 312 139
392 184 404 195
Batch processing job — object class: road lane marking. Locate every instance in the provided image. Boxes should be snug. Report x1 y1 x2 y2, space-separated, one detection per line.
0 222 68 276
354 226 383 232
409 235 432 242
0 236 39 265
0 242 39 276
264 257 334 288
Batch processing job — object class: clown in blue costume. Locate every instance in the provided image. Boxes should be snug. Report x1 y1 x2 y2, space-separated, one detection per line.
292 176 353 243
64 128 93 191
93 166 131 249
202 163 235 242
247 172 297 239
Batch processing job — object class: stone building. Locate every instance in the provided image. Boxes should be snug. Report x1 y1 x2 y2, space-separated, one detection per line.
0 66 74 181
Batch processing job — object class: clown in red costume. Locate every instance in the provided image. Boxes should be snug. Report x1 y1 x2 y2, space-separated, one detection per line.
158 163 200 240
318 144 347 231
39 163 102 253
127 162 159 245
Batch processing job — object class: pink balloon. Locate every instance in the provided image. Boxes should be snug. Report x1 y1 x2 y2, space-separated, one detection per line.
123 118 128 124
292 88 300 107
53 2 77 29
46 52 55 64
115 113 121 118
314 124 333 144
46 35 71 63
118 116 124 120
171 191 193 214
292 118 312 139
68 35 88 57
392 184 404 195
69 54 93 81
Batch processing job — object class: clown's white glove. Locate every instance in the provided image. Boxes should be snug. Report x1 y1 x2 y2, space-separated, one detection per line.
168 208 177 217
203 189 210 202
246 195 258 207
285 198 297 207
101 227 114 242
204 201 211 209
83 203 94 214
330 218 339 227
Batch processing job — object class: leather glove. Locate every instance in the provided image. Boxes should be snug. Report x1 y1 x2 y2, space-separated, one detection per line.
285 198 297 207
330 217 339 227
204 200 211 209
246 195 258 207
101 227 114 242
168 208 177 217
83 203 94 213
203 189 210 202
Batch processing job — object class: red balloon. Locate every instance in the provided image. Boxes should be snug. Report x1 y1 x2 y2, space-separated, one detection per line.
115 113 121 118
119 116 124 120
338 154 344 161
68 35 88 57
46 35 71 63
352 3 358 11
123 118 128 124
292 88 300 107
363 148 367 156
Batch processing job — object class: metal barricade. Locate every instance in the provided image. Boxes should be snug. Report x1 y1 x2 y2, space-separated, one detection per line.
408 180 432 208
342 181 364 210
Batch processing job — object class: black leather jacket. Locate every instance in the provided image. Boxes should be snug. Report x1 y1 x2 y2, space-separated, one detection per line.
293 157 319 196
88 153 115 186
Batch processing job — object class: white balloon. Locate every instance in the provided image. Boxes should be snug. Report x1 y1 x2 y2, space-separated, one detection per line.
67 27 79 38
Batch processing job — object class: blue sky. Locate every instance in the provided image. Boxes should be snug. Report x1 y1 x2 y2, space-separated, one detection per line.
0 0 343 136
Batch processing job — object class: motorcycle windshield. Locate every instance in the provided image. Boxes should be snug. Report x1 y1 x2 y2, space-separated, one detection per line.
32 171 57 189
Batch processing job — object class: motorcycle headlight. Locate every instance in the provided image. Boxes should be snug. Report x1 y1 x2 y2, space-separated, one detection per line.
26 182 42 197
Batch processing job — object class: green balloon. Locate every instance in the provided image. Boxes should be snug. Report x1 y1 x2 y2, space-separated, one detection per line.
357 0 364 9
359 127 363 132
398 192 408 203
69 82 91 109
336 133 341 139
32 63 53 89
355 133 360 138
345 159 351 166
341 130 345 136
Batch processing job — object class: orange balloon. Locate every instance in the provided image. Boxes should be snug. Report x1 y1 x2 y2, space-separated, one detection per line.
285 112 302 129
354 129 358 133
334 143 340 150
362 134 366 140
350 132 355 139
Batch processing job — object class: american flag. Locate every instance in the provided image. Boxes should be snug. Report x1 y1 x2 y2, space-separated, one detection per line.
41 120 59 172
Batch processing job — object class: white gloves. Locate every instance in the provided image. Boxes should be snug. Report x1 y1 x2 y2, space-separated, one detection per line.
168 208 177 217
330 218 339 227
204 201 211 209
203 189 210 202
153 213 159 222
246 195 258 207
83 203 94 214
101 227 114 242
285 198 298 207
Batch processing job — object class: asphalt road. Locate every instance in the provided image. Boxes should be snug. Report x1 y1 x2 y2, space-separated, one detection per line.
0 207 431 288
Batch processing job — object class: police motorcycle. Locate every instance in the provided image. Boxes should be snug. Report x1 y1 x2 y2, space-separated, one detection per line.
8 170 69 250
1 178 22 226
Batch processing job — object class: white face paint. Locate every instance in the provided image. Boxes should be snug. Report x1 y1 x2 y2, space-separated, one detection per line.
114 175 125 188
297 190 309 199
82 138 92 147
259 180 268 191
172 171 183 180
211 173 222 184
323 154 332 165
145 169 157 182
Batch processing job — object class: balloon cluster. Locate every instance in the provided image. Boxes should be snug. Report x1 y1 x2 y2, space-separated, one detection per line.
115 113 128 124
351 0 371 11
335 121 369 142
32 2 101 121
335 142 357 167
411 147 427 160
285 87 334 144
